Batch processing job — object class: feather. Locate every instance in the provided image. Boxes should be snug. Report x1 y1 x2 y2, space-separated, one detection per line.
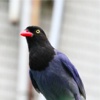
29 70 40 92
57 51 86 99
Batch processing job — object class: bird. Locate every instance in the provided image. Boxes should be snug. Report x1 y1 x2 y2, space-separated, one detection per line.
20 26 86 100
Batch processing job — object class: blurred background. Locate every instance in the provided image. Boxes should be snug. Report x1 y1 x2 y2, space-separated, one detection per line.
0 0 100 100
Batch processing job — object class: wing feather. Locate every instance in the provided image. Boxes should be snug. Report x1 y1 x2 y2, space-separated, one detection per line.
29 70 40 93
57 52 86 99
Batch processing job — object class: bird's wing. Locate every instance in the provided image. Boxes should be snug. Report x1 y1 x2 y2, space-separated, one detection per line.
57 52 86 99
29 70 40 93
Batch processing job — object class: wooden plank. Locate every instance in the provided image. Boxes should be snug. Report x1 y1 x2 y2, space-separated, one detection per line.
31 0 41 25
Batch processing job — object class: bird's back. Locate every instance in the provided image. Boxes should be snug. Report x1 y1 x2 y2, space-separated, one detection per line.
30 52 85 100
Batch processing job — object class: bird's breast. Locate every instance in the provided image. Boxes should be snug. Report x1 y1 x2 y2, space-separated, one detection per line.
31 62 74 100
29 46 55 70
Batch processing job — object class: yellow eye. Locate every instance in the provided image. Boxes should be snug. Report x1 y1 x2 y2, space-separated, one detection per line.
36 29 40 34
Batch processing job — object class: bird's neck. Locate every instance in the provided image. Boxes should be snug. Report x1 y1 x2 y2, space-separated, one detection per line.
29 41 55 71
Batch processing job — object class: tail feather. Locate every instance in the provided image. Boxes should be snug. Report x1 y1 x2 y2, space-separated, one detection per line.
75 95 86 100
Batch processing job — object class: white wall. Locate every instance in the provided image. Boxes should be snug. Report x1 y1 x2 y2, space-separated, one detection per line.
0 1 19 100
60 1 100 100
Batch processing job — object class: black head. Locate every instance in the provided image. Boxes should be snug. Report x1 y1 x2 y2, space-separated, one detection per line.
26 26 46 36
20 26 55 71
20 26 50 50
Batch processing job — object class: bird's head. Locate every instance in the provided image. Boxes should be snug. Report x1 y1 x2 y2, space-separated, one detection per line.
20 26 47 39
20 26 50 49
20 26 54 70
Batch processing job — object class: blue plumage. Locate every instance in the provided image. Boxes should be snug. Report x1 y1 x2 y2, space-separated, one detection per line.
29 50 86 100
20 26 86 100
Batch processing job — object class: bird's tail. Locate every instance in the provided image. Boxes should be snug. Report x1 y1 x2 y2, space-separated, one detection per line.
75 95 86 100
81 95 86 100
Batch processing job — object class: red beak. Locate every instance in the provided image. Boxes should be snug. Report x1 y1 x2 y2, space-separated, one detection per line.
20 30 33 37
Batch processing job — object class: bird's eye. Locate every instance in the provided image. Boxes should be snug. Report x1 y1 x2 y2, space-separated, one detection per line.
36 29 40 34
